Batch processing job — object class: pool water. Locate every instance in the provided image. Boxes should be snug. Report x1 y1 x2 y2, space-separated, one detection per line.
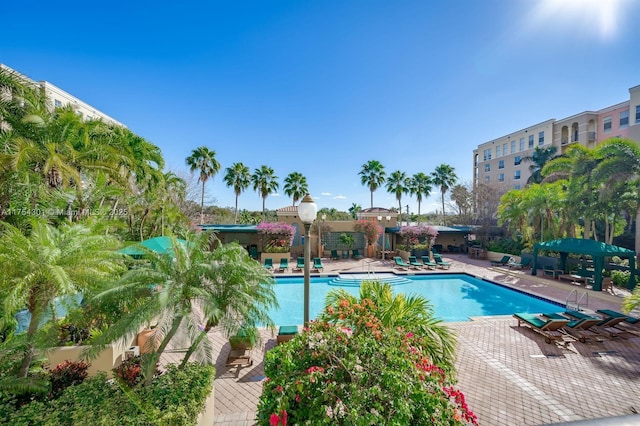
269 273 562 325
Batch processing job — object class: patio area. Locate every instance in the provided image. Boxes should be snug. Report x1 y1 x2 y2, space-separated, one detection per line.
167 253 640 425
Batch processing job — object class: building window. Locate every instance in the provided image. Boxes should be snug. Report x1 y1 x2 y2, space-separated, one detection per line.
498 160 504 169
519 137 524 151
503 143 507 156
603 116 612 132
54 99 62 107
485 176 490 183
636 105 640 123
483 149 492 161
514 156 521 166
514 170 521 180
511 140 516 153
538 131 544 145
514 184 521 190
528 135 534 148
498 173 505 182
485 164 491 172
620 110 629 128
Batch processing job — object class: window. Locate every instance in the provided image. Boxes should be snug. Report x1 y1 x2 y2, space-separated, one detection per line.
514 156 521 166
498 173 505 182
498 160 504 169
503 143 507 156
620 110 629 128
485 164 491 172
538 131 544 145
485 176 490 183
483 149 492 161
511 140 516 153
636 105 640 124
514 184 521 190
54 99 62 107
514 170 521 180
519 137 524 151
528 135 534 148
603 116 612 132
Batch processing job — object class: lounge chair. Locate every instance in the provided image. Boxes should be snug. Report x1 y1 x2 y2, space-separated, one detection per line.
278 258 289 272
420 255 438 270
294 257 304 271
490 255 512 266
277 325 298 344
543 265 559 279
432 254 451 269
543 312 604 343
313 257 324 272
508 257 532 269
352 249 363 259
596 309 640 336
393 256 410 270
330 250 340 260
225 348 253 374
263 258 274 270
513 313 571 344
566 309 630 339
408 256 423 269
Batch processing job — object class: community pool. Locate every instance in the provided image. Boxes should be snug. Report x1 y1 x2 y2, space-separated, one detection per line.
268 273 562 325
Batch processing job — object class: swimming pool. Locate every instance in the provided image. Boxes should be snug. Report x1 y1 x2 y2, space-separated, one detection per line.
269 273 562 325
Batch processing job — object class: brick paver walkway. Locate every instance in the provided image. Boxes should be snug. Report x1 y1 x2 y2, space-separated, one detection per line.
181 254 640 425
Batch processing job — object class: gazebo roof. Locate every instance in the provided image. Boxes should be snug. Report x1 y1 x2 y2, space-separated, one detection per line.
534 238 635 257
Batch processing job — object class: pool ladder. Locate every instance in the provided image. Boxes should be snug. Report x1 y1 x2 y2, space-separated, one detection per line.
566 289 589 312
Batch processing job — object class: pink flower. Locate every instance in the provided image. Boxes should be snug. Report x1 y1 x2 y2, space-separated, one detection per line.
269 413 281 425
406 332 414 338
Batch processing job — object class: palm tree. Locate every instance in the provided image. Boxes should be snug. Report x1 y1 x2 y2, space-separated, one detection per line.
359 160 386 208
521 146 559 185
385 170 409 224
348 203 362 219
251 165 279 218
408 172 432 219
223 162 251 224
90 233 277 385
186 146 221 224
324 281 456 371
431 164 457 226
0 221 124 378
282 171 309 206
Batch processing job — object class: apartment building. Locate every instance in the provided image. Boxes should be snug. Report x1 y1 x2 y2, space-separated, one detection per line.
1 63 125 127
473 84 640 193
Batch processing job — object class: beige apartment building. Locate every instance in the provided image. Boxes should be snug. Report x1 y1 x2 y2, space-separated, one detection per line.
473 84 640 194
1 63 125 127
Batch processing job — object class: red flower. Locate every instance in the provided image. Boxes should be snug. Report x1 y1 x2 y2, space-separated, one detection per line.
269 413 281 425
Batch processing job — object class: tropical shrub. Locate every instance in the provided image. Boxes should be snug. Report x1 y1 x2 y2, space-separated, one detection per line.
486 237 526 256
398 225 439 251
353 219 382 246
49 360 89 398
257 293 476 425
257 222 296 253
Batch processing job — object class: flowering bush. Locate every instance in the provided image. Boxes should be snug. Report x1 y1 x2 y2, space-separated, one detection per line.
49 360 90 398
353 219 383 246
257 298 477 425
257 222 296 253
398 225 439 251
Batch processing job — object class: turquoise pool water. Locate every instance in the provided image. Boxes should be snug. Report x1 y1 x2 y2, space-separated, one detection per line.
269 273 562 325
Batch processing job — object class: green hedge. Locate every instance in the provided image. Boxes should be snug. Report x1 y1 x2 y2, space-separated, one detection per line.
0 363 214 426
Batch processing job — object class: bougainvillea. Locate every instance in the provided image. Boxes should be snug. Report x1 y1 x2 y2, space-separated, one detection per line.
353 219 383 246
257 296 477 425
257 222 296 253
398 224 439 250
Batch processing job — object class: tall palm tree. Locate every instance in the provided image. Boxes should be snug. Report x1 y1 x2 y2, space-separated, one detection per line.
431 164 457 226
409 172 432 218
521 146 559 185
385 170 409 224
251 165 279 218
359 160 386 208
223 162 251 224
90 234 277 385
324 281 456 371
283 171 308 206
0 221 124 378
348 203 362 219
185 146 221 224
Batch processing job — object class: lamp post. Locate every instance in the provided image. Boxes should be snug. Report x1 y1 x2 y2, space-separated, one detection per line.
298 194 317 327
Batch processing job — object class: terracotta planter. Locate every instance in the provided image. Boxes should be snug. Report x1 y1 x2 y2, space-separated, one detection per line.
137 328 158 354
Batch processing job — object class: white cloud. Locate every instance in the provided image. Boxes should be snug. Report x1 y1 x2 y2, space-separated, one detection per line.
321 192 332 196
333 195 347 199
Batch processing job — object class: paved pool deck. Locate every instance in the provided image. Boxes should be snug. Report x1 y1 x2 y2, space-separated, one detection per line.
167 254 640 425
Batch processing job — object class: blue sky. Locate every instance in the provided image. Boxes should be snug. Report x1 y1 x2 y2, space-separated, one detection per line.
3 0 640 214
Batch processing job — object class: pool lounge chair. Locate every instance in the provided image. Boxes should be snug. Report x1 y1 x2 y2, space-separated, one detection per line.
393 256 410 270
277 325 298 344
313 257 324 272
408 256 424 269
432 254 451 269
330 250 340 260
543 312 605 343
352 249 363 259
513 313 571 344
420 255 438 270
490 255 512 266
263 258 274 270
278 258 289 272
508 257 531 269
566 309 631 339
596 309 640 336
294 257 305 271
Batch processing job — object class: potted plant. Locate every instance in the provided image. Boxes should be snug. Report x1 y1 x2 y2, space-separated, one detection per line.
353 219 383 258
339 233 356 259
229 322 260 350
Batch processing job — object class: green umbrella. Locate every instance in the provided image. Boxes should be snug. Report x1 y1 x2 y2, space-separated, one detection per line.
119 236 187 257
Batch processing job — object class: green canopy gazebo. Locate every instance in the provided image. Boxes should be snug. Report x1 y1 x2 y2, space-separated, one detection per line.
531 238 636 291
119 236 187 257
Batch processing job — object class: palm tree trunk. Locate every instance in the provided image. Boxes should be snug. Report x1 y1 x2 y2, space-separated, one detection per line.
144 316 183 386
200 180 205 224
180 324 212 368
370 191 374 209
234 195 239 224
18 296 41 378
397 199 402 225
441 191 446 226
